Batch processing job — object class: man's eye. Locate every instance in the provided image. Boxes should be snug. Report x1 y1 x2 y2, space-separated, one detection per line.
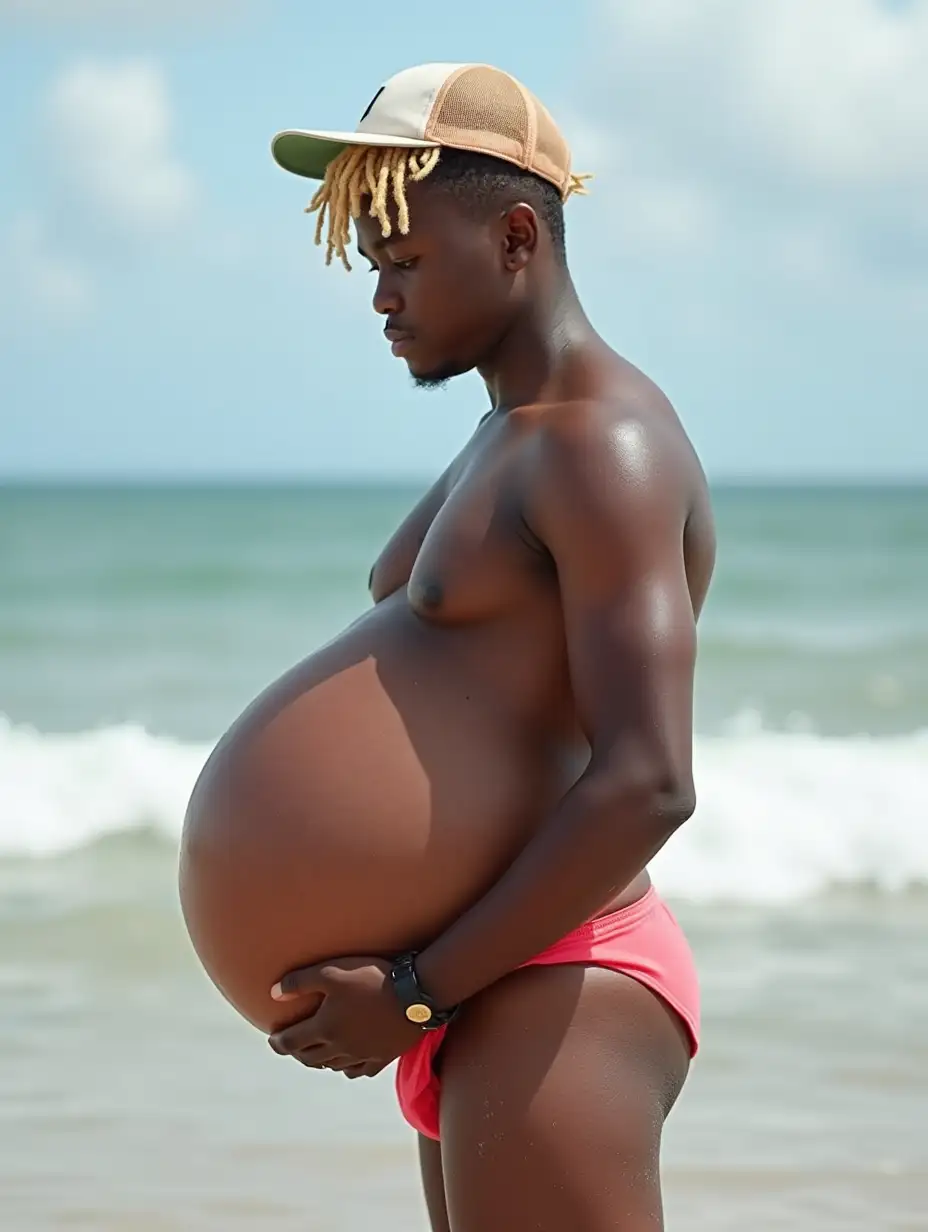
365 257 417 273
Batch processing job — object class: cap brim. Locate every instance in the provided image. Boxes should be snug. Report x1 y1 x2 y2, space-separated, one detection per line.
271 129 440 180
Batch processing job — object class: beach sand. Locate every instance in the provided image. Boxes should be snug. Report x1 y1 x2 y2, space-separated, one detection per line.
3 839 926 1230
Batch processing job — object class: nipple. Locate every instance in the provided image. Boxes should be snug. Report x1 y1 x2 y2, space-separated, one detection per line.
418 581 444 611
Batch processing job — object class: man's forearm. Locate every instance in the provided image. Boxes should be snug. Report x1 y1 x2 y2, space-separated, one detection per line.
414 769 694 1010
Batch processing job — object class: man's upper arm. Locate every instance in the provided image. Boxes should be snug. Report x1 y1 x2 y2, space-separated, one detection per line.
527 404 697 799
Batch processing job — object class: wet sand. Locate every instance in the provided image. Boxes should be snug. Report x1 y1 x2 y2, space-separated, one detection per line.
4 843 927 1230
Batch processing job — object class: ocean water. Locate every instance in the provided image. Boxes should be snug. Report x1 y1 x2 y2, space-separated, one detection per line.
2 481 927 1230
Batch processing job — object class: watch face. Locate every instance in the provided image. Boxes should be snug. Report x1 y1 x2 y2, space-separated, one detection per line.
405 1003 433 1025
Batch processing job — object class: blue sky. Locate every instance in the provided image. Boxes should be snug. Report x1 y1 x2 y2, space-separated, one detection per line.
1 0 926 482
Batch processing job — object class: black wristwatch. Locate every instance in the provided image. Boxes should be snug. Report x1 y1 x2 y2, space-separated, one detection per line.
390 952 459 1030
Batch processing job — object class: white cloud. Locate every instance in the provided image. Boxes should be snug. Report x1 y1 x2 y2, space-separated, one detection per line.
1 213 94 321
0 0 246 24
44 60 197 234
584 0 928 283
1 58 199 323
562 111 719 257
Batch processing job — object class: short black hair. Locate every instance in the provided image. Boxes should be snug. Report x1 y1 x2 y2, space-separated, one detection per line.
425 148 567 263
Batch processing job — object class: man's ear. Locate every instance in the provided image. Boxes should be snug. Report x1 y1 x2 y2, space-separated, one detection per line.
501 203 540 272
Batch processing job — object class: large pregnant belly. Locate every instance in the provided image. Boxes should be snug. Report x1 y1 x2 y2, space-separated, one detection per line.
178 619 567 1033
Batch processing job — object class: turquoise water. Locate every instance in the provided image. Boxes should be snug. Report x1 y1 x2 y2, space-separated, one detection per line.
3 481 926 741
2 480 927 1230
2 481 927 896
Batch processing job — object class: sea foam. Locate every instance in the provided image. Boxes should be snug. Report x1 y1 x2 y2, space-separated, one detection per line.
2 714 926 903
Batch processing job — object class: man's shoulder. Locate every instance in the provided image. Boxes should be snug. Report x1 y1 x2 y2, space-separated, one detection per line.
521 369 697 500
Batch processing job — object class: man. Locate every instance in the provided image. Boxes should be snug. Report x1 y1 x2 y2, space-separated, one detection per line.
265 63 715 1230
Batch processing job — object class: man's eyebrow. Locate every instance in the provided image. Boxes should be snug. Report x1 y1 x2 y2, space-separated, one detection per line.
358 232 407 264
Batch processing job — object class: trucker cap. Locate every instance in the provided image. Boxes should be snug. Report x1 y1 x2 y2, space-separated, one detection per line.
271 62 583 201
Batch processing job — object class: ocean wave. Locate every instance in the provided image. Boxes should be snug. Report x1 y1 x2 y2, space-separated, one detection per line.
1 714 926 904
699 619 928 656
0 717 210 858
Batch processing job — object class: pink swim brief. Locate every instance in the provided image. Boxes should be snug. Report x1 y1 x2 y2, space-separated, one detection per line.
394 886 700 1141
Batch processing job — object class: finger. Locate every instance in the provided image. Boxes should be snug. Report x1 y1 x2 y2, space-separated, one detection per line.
292 1044 344 1068
268 1018 329 1055
343 1060 385 1080
315 1056 356 1073
270 963 329 1002
293 1050 353 1071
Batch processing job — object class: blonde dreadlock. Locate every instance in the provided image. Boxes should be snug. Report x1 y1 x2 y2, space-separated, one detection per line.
305 144 593 271
305 146 440 271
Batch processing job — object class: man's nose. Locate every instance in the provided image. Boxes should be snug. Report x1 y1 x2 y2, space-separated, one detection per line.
372 269 402 317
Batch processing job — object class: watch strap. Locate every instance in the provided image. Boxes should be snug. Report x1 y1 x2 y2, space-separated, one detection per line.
390 952 459 1030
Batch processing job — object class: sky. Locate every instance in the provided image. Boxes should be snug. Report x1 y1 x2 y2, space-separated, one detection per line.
1 0 926 482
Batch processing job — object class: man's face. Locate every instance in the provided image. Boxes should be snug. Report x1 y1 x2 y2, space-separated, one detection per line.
354 184 515 388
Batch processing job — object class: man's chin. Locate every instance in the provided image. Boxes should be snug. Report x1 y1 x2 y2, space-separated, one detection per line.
412 371 453 391
409 357 472 391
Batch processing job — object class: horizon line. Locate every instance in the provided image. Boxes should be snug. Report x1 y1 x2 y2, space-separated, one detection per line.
2 473 927 490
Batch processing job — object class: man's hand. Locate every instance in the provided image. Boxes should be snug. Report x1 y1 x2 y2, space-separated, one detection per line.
267 956 424 1079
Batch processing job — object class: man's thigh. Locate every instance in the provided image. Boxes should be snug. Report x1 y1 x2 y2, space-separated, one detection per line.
438 963 690 1232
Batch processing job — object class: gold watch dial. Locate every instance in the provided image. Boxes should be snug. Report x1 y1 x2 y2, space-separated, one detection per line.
405 1003 433 1024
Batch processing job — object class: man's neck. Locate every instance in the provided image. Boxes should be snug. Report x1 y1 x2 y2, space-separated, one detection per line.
478 276 596 411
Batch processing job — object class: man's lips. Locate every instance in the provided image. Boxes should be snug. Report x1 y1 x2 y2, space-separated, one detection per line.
384 327 414 357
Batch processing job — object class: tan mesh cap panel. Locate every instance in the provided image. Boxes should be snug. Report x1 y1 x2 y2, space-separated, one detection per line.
424 65 570 196
531 98 572 195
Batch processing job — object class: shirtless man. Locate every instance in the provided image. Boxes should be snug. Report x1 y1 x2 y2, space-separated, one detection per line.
198 63 715 1231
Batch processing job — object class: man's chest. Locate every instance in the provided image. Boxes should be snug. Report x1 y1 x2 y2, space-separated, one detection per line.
379 424 553 624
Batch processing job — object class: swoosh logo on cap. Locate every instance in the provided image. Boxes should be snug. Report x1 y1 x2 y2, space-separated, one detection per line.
358 86 385 125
